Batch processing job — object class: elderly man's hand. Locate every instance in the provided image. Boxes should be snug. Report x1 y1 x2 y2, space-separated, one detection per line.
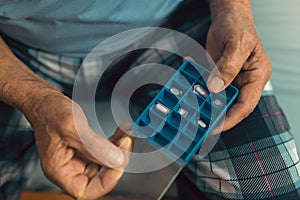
25 94 132 199
207 0 272 131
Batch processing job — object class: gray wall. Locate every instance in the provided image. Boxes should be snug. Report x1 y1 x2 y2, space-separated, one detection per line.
252 0 300 153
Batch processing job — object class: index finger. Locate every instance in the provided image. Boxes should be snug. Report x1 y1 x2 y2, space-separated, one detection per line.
79 135 132 199
207 36 255 93
222 81 262 131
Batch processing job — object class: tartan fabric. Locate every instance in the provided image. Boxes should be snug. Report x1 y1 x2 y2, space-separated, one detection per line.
1 1 300 200
180 95 300 199
0 102 37 200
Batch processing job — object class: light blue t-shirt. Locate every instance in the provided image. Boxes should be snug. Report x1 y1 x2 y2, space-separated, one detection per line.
0 0 182 57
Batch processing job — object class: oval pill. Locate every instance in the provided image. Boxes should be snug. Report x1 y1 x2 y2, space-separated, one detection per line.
155 102 170 115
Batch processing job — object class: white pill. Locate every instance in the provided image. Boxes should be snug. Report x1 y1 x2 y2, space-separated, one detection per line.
178 108 188 117
170 87 182 96
197 119 207 129
155 102 170 115
193 84 208 98
213 99 223 107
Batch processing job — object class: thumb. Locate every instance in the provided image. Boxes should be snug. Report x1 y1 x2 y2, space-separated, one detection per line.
207 40 248 93
78 128 126 169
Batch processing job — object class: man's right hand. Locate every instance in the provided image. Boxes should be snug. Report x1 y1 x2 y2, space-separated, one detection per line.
25 93 132 199
0 37 132 199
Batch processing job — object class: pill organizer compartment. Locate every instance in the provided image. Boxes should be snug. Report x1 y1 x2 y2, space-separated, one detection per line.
166 111 187 130
151 133 171 147
134 118 157 138
156 89 179 110
168 144 188 162
159 121 179 142
179 69 197 86
183 90 205 108
209 95 226 109
176 101 196 119
132 61 239 166
167 80 188 97
181 62 201 80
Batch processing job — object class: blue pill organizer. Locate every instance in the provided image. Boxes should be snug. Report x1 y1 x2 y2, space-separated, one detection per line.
132 60 239 167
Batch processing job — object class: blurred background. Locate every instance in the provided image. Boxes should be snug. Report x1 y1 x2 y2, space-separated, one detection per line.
252 0 300 153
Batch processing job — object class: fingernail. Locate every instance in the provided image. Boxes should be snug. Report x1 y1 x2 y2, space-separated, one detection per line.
183 56 195 61
208 76 224 92
108 150 124 167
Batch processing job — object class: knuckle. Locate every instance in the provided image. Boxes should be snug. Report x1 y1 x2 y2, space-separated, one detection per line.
219 62 237 82
257 56 272 81
243 31 257 44
227 31 257 52
57 114 76 133
40 162 52 180
226 35 237 44
225 35 239 53
242 31 257 46
266 60 272 79
240 110 250 120
247 101 257 114
239 112 250 123
40 155 58 172
105 186 115 194
240 102 255 119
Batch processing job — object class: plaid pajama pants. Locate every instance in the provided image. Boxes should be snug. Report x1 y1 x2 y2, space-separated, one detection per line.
1 1 300 199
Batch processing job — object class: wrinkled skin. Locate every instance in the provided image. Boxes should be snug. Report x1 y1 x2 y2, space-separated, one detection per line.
207 0 272 131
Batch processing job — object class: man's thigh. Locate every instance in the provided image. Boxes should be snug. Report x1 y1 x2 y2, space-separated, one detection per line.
181 93 300 199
